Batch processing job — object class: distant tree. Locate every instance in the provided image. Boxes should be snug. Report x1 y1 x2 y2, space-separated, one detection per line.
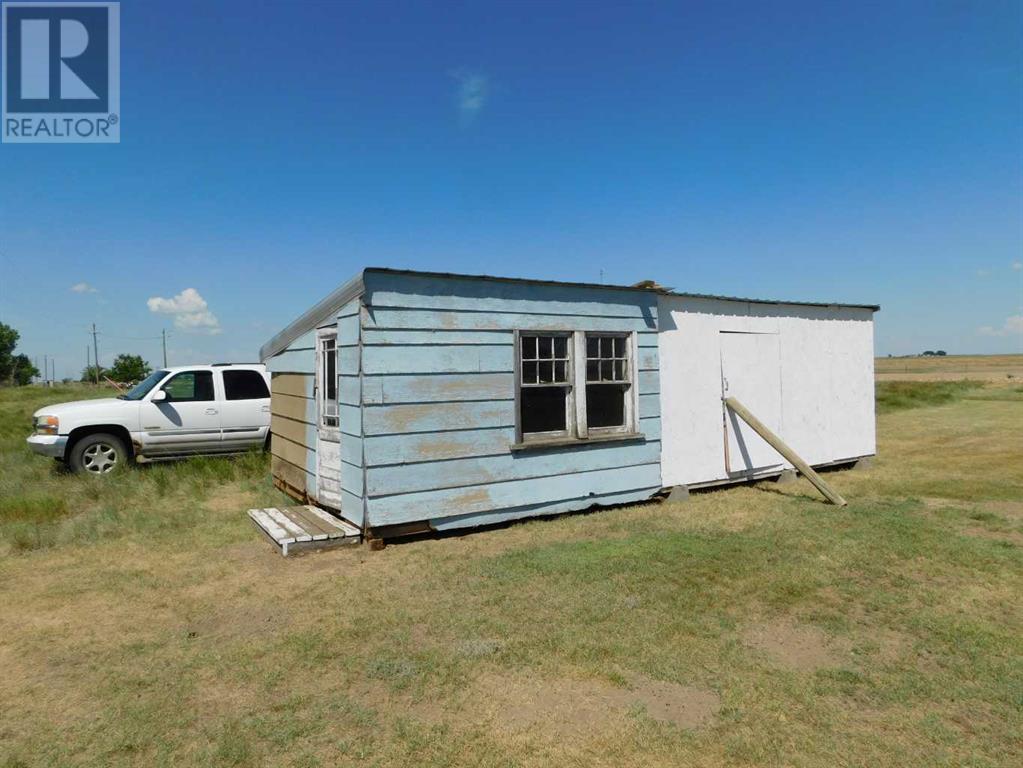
107 354 151 383
936 350 947 356
80 364 104 383
0 322 18 383
922 350 935 356
0 323 40 386
10 354 39 386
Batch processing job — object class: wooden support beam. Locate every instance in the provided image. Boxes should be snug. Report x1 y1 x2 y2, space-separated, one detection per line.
723 396 848 507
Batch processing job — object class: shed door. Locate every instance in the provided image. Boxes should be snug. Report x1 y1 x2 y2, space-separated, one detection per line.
720 331 784 474
315 328 342 509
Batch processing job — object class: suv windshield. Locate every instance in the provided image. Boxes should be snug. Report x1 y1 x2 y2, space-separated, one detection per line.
120 370 169 401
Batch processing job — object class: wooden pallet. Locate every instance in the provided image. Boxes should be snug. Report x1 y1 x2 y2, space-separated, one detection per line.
248 505 361 556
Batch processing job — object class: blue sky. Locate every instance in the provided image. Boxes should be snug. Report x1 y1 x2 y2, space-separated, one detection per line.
1 0 1020 378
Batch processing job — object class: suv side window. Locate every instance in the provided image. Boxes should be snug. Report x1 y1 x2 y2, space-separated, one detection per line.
223 370 270 400
161 371 215 402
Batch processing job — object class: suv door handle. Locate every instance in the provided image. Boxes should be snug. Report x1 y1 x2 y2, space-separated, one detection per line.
205 408 218 415
261 405 270 412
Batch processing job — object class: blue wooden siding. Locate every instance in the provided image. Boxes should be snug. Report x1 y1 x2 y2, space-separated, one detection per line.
336 298 365 526
358 271 662 531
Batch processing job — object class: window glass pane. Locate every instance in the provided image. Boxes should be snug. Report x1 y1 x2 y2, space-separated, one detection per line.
223 370 269 400
538 336 553 358
615 359 627 381
522 361 538 384
586 360 599 381
325 346 337 401
521 335 537 359
554 361 567 383
162 371 214 402
538 361 554 383
613 337 625 357
601 360 613 381
586 384 626 428
521 387 567 433
554 336 568 358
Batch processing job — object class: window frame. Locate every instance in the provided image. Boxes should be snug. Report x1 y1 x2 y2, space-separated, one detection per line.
222 369 270 401
316 328 340 439
514 330 575 444
583 331 635 437
158 370 215 403
513 329 641 449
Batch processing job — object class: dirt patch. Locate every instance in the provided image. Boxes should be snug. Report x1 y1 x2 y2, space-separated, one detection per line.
962 526 1023 546
479 672 719 733
744 619 840 672
351 679 449 725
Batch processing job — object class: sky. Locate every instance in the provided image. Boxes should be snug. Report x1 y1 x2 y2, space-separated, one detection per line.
1 0 1021 379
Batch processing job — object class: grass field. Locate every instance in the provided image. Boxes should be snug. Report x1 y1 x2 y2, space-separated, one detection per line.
875 353 1023 381
1 378 1021 767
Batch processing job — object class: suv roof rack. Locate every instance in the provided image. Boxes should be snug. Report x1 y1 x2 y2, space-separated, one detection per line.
210 362 259 366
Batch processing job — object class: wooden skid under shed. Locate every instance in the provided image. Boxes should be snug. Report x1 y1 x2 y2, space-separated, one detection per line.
248 506 361 556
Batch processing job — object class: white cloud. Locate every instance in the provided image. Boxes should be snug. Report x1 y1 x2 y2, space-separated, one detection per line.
147 288 221 335
1012 261 1022 271
453 71 488 123
976 268 990 277
978 315 1023 337
71 282 98 293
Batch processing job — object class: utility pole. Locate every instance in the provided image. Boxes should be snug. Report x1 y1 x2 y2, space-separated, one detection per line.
92 324 100 385
86 345 90 381
162 329 168 367
43 354 48 386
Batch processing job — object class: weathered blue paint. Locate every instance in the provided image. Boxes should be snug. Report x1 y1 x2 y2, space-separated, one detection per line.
366 439 660 496
358 270 662 532
363 307 655 333
362 344 511 375
364 426 517 465
266 350 315 374
336 297 365 526
362 372 515 405
428 485 662 532
265 269 663 535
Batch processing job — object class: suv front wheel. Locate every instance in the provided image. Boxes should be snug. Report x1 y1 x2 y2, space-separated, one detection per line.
69 433 129 475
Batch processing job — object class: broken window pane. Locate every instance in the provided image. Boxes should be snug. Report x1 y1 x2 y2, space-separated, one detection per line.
586 384 626 428
521 387 567 433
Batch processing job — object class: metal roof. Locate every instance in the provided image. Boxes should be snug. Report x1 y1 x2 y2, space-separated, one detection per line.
259 267 878 361
666 290 880 312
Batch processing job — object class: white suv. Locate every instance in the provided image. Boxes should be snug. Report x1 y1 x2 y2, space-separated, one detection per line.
27 364 272 474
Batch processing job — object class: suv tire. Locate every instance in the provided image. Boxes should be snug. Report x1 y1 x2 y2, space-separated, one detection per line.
69 433 128 475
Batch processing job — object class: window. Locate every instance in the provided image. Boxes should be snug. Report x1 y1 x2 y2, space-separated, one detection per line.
585 335 629 430
161 371 214 402
318 333 338 430
515 330 637 446
518 334 572 436
223 370 270 400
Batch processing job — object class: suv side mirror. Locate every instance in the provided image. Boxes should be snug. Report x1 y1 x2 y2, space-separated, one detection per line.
151 390 168 403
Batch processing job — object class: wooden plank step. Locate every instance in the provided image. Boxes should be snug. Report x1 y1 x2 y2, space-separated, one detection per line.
248 506 361 557
282 506 332 540
304 505 361 537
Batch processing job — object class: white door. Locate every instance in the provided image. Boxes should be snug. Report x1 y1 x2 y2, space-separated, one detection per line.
219 368 271 451
315 328 342 509
139 370 222 455
720 332 784 474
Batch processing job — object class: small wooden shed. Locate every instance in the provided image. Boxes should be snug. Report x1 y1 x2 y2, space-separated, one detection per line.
259 268 877 540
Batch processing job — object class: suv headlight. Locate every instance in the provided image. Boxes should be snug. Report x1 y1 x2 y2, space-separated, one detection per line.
35 415 59 435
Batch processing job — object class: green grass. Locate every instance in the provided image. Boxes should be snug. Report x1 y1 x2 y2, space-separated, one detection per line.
0 382 1021 767
0 384 283 554
874 380 986 413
